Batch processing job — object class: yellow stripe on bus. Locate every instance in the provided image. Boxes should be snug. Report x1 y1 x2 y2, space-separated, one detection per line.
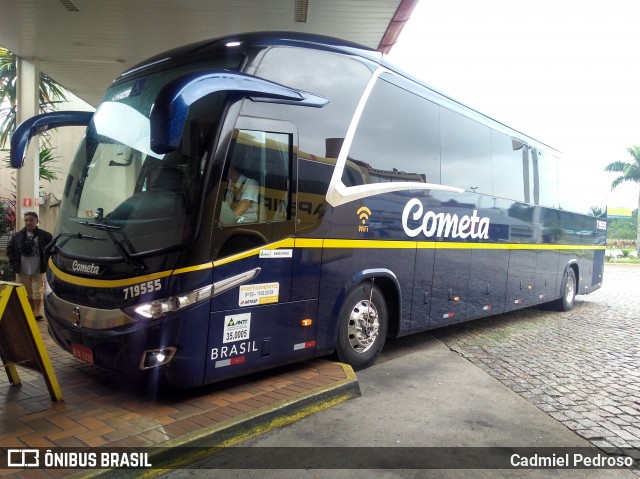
323 239 417 249
48 260 173 288
212 238 296 267
48 238 604 288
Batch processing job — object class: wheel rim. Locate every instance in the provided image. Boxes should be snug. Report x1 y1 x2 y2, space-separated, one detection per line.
565 274 575 305
347 299 379 353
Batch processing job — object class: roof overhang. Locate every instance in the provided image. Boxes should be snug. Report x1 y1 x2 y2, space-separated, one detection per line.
0 0 417 106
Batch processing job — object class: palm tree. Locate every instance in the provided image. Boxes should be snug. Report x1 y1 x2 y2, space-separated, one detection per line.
1 46 69 234
1 45 68 176
604 145 640 257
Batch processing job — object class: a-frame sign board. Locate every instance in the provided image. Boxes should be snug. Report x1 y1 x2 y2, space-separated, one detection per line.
0 281 63 401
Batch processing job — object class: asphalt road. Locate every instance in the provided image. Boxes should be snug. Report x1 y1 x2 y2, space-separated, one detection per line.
159 264 639 478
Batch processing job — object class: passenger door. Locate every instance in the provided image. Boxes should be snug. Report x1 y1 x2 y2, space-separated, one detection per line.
205 118 316 382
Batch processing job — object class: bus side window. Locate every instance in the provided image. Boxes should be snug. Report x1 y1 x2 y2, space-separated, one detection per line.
492 133 526 202
297 157 334 230
220 130 291 226
440 107 492 194
216 126 294 259
344 76 440 186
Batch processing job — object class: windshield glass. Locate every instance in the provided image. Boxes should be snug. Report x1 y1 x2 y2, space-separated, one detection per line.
56 56 242 261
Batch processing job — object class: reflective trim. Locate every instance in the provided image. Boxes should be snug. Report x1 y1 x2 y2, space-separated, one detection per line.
47 291 134 329
213 268 261 297
325 66 464 208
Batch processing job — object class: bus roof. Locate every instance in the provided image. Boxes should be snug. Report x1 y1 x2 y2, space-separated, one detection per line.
118 31 558 154
119 31 382 80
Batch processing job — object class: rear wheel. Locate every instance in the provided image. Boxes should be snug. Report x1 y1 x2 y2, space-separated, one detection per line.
551 267 576 311
335 283 387 370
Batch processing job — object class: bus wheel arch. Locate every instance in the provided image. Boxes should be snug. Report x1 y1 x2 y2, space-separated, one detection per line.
551 263 578 312
334 273 399 370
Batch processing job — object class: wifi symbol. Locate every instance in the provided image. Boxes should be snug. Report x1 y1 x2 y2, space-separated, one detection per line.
357 206 372 225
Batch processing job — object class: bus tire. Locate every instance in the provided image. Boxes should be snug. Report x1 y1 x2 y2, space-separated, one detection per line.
551 267 577 312
335 283 387 370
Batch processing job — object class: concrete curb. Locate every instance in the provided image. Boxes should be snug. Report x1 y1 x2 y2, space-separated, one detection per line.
67 362 360 478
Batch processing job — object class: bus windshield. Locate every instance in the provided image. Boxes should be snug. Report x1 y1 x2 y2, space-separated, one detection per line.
55 57 241 261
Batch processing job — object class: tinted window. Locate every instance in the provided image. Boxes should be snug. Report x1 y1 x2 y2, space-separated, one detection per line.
534 149 559 208
219 129 290 225
246 47 371 164
344 77 440 185
440 108 492 194
492 132 526 202
297 158 333 229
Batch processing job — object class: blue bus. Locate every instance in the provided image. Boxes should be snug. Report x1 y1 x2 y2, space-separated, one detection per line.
11 32 606 388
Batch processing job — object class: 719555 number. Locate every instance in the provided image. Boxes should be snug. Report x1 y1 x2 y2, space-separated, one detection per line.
124 279 162 300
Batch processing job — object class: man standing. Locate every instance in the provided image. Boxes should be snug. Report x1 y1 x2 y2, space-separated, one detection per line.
6 211 53 321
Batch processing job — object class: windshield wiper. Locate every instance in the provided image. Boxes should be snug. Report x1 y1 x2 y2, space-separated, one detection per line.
45 232 107 257
75 221 146 272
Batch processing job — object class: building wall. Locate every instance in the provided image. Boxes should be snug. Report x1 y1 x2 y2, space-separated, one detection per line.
1 94 94 239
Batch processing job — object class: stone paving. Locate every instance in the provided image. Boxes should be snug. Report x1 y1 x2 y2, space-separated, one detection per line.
432 264 640 463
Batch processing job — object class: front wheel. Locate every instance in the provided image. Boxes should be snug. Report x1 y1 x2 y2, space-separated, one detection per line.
551 267 577 311
335 283 388 370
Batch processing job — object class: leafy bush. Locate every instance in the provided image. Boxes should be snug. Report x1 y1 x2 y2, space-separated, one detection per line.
0 201 11 237
0 259 14 281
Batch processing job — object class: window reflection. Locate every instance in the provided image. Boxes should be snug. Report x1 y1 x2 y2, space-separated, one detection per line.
345 78 440 186
440 108 492 194
220 129 290 225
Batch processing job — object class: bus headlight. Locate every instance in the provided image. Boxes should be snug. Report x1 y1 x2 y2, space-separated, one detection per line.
123 268 261 321
127 284 213 320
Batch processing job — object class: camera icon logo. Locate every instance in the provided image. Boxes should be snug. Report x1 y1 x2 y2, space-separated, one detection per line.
7 449 39 468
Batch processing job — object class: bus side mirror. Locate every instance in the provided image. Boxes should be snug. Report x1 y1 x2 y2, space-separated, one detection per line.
10 111 93 168
149 70 328 155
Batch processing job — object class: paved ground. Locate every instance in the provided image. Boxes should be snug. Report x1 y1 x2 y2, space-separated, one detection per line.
160 264 639 479
433 263 640 457
1 264 638 478
0 313 359 478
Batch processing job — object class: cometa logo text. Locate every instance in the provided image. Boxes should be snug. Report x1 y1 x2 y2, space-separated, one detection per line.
72 261 100 275
402 198 490 239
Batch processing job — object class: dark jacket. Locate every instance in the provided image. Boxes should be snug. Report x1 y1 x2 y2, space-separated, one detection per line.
6 227 53 274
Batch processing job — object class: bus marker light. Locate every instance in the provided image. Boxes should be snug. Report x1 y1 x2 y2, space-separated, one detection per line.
300 319 313 327
483 305 492 311
452 296 460 302
514 299 523 304
443 313 454 319
215 356 246 368
293 340 316 350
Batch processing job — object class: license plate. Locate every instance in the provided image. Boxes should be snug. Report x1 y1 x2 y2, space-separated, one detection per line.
71 343 95 365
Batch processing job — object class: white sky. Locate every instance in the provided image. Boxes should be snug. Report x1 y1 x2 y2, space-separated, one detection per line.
389 0 640 210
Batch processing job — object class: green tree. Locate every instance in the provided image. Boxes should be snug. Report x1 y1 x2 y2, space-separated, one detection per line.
1 45 68 180
604 145 640 257
607 215 637 240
